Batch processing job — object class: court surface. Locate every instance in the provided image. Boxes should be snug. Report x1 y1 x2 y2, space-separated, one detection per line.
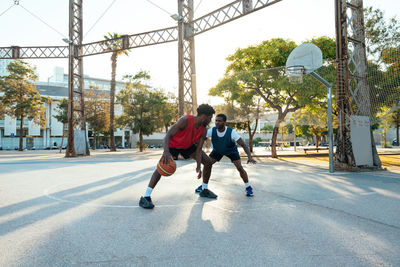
1 150 399 266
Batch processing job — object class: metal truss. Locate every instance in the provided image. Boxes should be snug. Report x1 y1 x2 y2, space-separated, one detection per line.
178 0 197 115
0 27 177 59
80 26 178 57
176 0 282 115
0 46 68 59
66 0 89 157
0 0 282 118
191 0 282 37
335 0 379 168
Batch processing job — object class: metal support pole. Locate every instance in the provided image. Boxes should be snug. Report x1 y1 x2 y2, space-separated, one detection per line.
327 85 334 173
177 0 196 116
66 0 89 157
177 0 184 116
310 72 334 173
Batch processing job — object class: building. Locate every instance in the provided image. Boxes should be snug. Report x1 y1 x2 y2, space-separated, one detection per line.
0 58 12 76
47 67 125 91
0 67 133 150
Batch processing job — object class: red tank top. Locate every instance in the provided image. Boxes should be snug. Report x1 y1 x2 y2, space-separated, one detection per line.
169 115 205 149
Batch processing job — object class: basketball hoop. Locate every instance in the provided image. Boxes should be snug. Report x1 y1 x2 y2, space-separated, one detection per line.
286 66 305 84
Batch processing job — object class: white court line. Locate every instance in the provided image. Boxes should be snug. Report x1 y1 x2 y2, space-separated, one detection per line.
43 184 206 209
43 183 269 212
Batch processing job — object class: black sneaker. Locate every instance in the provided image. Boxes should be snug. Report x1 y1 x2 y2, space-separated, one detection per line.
139 196 154 209
199 189 217 198
195 185 202 193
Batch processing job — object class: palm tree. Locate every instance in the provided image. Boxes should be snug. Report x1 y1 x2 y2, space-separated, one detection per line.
103 32 129 151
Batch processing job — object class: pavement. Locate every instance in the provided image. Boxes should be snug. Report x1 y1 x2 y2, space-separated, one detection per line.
0 149 400 266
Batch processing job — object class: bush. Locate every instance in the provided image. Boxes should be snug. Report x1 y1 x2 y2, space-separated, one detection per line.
136 142 148 151
253 137 262 146
384 142 392 148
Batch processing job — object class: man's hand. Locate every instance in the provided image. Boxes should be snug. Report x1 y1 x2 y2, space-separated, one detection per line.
196 166 202 179
161 151 173 164
247 157 256 164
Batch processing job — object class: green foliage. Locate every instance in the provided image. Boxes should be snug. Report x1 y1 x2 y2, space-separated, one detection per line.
103 32 130 56
307 36 336 60
0 101 5 120
226 121 248 131
384 142 393 148
364 7 400 59
117 72 172 151
85 88 110 137
210 37 336 156
261 124 274 133
292 105 328 146
0 60 47 151
53 98 68 125
214 103 239 121
253 137 262 146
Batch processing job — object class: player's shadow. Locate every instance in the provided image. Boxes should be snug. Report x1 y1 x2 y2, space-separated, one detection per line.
0 166 155 236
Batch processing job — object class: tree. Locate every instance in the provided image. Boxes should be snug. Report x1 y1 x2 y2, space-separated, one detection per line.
159 92 178 133
260 124 274 133
103 32 129 152
117 72 168 152
377 106 392 147
0 102 5 120
53 98 68 153
0 60 47 151
212 37 336 157
210 71 264 152
292 105 328 148
388 107 400 146
214 103 239 120
85 88 110 150
364 7 400 60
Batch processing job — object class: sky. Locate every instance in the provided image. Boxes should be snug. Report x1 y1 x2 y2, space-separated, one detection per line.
0 0 399 104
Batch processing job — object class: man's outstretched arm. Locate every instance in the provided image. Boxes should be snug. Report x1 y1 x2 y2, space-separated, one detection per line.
237 138 256 164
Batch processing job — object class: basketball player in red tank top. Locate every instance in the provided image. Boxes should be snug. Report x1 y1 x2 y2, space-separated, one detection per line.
139 104 217 209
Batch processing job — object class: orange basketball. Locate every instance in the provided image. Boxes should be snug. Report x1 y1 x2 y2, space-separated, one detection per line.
157 158 176 176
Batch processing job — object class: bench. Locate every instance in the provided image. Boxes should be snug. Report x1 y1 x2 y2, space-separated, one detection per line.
259 141 287 150
303 147 329 154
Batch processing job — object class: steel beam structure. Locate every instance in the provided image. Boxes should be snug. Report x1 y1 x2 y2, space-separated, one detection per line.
0 0 283 119
178 0 197 115
80 27 178 57
0 46 68 59
191 0 282 37
335 0 380 168
66 0 89 157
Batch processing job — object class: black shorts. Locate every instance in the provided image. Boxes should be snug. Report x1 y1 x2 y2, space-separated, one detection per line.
169 144 197 160
209 151 241 162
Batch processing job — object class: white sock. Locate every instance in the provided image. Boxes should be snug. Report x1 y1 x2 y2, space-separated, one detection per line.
202 183 208 190
245 182 251 188
144 187 153 197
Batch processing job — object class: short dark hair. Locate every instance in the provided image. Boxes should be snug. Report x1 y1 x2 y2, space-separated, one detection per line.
216 113 227 122
197 104 215 117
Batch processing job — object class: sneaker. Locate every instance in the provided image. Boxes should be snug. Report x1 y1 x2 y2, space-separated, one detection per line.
195 185 202 193
139 196 155 209
199 189 218 198
246 186 254 197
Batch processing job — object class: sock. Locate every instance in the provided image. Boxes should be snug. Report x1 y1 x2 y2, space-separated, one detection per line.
202 183 208 190
144 187 153 197
245 182 251 188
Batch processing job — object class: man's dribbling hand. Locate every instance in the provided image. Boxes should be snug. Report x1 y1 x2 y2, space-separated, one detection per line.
161 151 173 164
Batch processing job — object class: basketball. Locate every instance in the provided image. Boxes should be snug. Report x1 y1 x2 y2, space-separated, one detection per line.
157 158 176 176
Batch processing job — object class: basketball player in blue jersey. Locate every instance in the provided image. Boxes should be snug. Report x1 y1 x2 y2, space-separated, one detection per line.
196 113 256 196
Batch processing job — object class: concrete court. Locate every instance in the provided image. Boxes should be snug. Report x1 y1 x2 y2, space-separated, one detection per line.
0 150 400 267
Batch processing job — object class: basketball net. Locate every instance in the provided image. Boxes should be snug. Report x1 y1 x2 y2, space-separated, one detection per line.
286 66 305 84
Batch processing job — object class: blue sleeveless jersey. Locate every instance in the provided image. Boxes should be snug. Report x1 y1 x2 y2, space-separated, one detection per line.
211 126 238 155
